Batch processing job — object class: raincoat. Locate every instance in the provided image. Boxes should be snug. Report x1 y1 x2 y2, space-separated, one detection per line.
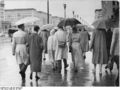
12 29 28 65
90 29 108 64
28 33 43 72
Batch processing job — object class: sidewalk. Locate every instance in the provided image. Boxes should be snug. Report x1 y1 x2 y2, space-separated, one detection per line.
0 37 118 86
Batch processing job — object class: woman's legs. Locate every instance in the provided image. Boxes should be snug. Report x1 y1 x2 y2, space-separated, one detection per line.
99 64 102 74
93 64 96 73
36 72 40 80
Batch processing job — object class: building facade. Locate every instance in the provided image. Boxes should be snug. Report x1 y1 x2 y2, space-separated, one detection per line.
0 0 5 32
52 16 63 26
101 0 119 28
4 8 62 30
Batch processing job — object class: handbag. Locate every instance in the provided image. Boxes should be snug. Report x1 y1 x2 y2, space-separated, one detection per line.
58 41 66 48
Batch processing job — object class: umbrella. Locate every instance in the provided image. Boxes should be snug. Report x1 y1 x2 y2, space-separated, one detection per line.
57 18 81 28
40 24 54 31
92 19 107 29
15 16 40 25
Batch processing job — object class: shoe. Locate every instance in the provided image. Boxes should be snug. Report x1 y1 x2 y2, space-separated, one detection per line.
20 72 25 80
105 65 108 69
64 64 69 69
35 76 40 80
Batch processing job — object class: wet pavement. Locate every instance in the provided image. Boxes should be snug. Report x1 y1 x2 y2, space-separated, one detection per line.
0 36 118 87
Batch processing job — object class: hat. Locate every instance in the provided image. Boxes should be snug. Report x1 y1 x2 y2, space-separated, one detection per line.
76 24 84 29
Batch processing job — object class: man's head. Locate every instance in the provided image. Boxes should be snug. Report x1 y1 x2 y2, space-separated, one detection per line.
18 24 24 31
34 25 40 33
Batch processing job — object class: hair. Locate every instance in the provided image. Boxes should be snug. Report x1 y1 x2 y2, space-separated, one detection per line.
18 24 24 30
34 25 40 32
72 26 77 33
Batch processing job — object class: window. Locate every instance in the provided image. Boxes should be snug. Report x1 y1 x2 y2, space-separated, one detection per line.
113 1 116 5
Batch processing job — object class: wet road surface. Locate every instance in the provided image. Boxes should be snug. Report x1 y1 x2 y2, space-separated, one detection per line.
0 36 118 87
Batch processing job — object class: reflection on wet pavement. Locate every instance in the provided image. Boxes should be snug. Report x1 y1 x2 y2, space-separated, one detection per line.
0 38 118 87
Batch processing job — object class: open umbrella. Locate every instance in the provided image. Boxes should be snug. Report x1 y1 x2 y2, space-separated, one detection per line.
57 18 81 28
15 16 40 25
40 24 54 31
92 19 107 29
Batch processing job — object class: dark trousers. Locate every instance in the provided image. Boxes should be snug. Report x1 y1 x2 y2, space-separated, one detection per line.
19 63 28 79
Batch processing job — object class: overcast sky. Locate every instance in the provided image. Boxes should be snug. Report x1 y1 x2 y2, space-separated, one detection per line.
3 0 102 25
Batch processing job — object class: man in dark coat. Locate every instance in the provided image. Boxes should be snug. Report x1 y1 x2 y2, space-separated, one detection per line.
28 25 44 80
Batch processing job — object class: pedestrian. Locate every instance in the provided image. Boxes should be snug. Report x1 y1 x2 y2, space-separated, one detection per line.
12 24 28 81
38 29 50 60
90 28 108 74
105 28 113 69
28 25 44 80
54 26 68 73
47 28 57 71
109 28 119 86
69 26 84 72
76 24 90 60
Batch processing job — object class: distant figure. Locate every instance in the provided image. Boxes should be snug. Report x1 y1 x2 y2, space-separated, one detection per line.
69 26 84 72
39 29 50 54
47 28 57 70
28 26 44 80
90 28 108 74
12 24 28 81
54 27 68 73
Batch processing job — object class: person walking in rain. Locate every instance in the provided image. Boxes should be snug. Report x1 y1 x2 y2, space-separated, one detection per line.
12 24 28 81
28 25 44 80
54 26 68 73
47 28 57 71
39 29 50 60
90 25 108 74
69 26 84 72
76 24 90 60
109 28 119 86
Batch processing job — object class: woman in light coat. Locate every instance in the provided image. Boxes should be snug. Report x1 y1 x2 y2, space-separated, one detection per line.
54 27 68 73
69 26 84 72
47 28 57 70
12 24 28 81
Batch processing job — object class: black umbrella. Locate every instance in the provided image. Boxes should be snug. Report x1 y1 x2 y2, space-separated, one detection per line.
57 18 81 29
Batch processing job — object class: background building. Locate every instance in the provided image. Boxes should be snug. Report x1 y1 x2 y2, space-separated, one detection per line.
0 0 5 32
52 16 63 26
101 0 119 28
4 8 63 30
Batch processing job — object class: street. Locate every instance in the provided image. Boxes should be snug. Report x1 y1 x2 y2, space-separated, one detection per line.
0 36 118 87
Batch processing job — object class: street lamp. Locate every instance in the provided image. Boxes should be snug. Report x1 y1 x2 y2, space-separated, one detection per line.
47 0 49 24
72 11 75 18
63 3 67 18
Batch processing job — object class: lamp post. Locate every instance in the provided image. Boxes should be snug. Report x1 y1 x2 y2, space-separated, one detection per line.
47 0 49 24
63 3 67 18
72 11 75 18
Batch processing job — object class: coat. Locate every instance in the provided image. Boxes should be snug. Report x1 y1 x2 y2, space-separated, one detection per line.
47 35 56 63
70 32 84 69
28 33 43 72
54 29 68 60
79 30 89 53
90 29 108 64
12 29 28 65
39 30 50 53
